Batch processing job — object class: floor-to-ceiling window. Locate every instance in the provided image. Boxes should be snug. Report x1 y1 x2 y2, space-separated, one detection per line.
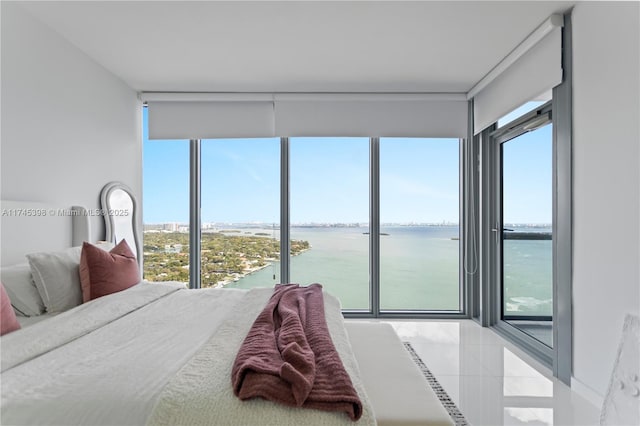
142 109 190 284
142 110 465 316
471 14 572 384
379 138 460 311
500 121 553 347
289 137 370 311
483 99 564 372
200 138 281 289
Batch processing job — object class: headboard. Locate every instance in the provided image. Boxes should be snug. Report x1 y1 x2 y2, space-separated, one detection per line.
1 200 91 267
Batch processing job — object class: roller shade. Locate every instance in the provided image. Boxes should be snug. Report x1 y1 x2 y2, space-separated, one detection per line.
471 15 564 134
143 93 469 139
274 94 468 138
147 98 275 139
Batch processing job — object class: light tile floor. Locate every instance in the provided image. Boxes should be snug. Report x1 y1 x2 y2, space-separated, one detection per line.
384 319 600 426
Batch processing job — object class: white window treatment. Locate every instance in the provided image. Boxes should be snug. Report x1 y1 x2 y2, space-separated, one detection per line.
471 15 564 134
144 93 468 140
274 94 468 138
147 97 275 140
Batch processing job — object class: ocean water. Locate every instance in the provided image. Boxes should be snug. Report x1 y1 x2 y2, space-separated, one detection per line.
228 226 460 311
227 226 552 314
503 238 553 316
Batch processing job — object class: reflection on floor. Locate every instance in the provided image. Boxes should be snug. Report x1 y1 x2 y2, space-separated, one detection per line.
355 320 600 426
506 320 553 348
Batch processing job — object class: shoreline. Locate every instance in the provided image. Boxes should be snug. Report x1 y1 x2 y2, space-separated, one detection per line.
214 246 311 288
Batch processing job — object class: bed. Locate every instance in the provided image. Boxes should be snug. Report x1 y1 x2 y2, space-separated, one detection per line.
0 200 454 426
2 281 378 425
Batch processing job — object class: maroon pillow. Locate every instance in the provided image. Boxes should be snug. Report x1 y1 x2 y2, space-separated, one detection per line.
1 281 21 335
80 240 140 302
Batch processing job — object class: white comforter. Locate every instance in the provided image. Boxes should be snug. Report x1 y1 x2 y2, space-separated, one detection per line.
0 282 374 426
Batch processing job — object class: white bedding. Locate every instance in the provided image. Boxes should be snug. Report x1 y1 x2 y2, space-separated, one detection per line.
0 282 374 426
15 313 55 328
148 286 375 426
2 282 247 425
2 281 186 373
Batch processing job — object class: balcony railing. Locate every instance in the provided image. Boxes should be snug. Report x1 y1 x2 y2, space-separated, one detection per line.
503 232 551 240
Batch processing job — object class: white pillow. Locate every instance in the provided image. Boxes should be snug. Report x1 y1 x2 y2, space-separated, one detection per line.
26 242 115 314
94 241 115 252
27 246 83 314
0 263 45 316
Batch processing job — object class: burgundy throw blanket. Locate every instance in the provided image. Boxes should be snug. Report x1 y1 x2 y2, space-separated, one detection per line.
231 284 363 421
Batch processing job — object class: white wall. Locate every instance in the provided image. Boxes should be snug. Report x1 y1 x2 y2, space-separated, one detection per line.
1 3 141 249
572 1 640 402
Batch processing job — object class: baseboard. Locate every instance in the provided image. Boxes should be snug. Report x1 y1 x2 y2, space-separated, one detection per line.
571 377 604 410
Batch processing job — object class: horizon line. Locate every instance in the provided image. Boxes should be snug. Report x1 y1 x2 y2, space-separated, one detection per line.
143 221 552 227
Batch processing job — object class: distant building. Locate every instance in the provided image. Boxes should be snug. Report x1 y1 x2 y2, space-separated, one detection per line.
143 223 188 232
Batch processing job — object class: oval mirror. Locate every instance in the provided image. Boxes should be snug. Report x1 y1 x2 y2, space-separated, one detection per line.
100 182 141 272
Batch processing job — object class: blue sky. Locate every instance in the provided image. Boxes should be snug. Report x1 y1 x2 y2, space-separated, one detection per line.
143 107 551 225
503 124 552 225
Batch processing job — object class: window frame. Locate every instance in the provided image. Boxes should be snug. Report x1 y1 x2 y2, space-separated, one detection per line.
150 135 468 318
475 14 572 385
478 45 573 383
374 137 464 316
491 102 555 366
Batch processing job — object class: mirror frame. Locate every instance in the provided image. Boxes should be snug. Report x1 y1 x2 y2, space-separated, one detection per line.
100 181 142 269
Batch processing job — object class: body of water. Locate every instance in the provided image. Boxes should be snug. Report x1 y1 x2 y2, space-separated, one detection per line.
503 231 553 317
227 225 551 314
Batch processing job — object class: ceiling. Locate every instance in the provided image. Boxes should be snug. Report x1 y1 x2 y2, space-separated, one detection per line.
17 1 575 94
